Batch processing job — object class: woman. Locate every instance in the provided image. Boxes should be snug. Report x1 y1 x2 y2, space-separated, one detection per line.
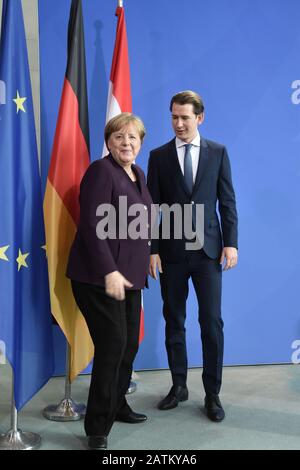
67 113 153 450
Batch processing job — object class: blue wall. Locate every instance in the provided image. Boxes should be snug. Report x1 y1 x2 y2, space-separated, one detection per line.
39 0 300 373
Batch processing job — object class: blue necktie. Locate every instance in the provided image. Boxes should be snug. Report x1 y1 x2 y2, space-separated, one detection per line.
184 144 193 194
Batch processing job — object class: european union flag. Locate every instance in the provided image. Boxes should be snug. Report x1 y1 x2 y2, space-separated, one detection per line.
0 0 54 410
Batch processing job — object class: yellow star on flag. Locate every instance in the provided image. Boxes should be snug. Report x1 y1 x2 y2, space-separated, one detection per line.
0 245 9 261
13 90 26 113
42 245 47 257
16 249 29 271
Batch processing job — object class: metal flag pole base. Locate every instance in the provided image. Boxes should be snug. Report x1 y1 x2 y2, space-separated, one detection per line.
1 373 41 450
43 343 86 421
126 370 139 394
0 429 41 450
43 398 85 422
126 381 137 394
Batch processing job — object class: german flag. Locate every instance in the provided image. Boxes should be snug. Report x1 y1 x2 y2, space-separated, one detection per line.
44 0 93 381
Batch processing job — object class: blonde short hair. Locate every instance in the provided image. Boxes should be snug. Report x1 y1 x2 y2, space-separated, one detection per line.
104 112 146 147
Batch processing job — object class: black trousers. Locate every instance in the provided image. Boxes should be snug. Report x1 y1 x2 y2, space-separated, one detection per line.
71 281 141 436
159 249 223 396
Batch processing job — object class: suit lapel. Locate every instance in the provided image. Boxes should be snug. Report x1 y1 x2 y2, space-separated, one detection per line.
132 165 144 198
168 139 191 197
107 153 148 203
192 137 209 197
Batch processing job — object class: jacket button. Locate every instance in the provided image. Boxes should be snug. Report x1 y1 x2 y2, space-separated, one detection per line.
148 241 151 246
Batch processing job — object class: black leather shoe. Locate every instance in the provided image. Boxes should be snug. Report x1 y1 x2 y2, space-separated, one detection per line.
158 385 188 410
204 395 225 422
115 411 147 423
88 435 107 450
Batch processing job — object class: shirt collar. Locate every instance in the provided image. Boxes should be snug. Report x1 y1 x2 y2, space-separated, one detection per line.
176 131 201 149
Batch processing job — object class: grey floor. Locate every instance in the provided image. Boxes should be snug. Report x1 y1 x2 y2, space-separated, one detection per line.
0 364 300 450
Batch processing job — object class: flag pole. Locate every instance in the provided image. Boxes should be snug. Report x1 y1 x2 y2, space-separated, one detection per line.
114 0 138 395
0 372 41 450
43 343 86 421
42 0 92 422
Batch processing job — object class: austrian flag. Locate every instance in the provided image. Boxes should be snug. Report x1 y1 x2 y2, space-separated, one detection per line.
103 5 145 343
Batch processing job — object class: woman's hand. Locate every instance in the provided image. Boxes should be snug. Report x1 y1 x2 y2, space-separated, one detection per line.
104 271 133 300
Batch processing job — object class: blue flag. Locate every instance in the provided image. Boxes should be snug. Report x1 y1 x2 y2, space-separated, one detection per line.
0 0 54 410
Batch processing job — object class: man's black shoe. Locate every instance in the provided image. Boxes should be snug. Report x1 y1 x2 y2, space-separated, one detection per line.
158 385 188 410
115 411 147 423
204 395 225 422
88 435 107 450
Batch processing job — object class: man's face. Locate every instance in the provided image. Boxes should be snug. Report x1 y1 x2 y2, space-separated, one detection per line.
171 103 204 143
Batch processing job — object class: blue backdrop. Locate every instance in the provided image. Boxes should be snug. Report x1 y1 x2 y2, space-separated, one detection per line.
39 0 300 373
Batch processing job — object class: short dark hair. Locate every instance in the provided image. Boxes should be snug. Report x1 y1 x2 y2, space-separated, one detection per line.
170 90 204 115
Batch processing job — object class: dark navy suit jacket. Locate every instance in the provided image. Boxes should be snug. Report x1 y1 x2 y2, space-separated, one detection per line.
67 154 153 289
147 137 238 261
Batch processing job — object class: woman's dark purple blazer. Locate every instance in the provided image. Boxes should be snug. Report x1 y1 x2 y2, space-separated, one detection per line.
66 154 153 290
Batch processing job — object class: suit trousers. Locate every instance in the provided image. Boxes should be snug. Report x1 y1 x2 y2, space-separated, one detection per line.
159 249 223 396
71 281 141 436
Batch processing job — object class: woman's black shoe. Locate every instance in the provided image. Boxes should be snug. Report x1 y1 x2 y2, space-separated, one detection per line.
88 435 107 450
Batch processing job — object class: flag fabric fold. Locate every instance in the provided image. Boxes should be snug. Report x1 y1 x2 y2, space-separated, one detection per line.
103 6 145 342
104 6 132 131
44 0 94 381
0 0 54 410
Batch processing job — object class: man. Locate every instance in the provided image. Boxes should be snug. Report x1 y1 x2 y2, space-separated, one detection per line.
147 91 238 422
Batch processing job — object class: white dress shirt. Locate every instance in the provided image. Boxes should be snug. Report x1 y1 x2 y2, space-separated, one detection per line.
175 132 201 184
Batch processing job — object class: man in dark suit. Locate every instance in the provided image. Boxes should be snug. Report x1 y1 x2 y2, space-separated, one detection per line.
147 91 238 422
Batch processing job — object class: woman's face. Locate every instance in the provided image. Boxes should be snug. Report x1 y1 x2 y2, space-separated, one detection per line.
107 123 142 167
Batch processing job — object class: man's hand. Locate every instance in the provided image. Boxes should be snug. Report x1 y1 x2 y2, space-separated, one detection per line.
149 254 163 280
219 247 238 271
104 271 133 300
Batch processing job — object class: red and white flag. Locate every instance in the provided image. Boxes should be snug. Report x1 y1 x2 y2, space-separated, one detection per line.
103 5 145 342
102 5 131 156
